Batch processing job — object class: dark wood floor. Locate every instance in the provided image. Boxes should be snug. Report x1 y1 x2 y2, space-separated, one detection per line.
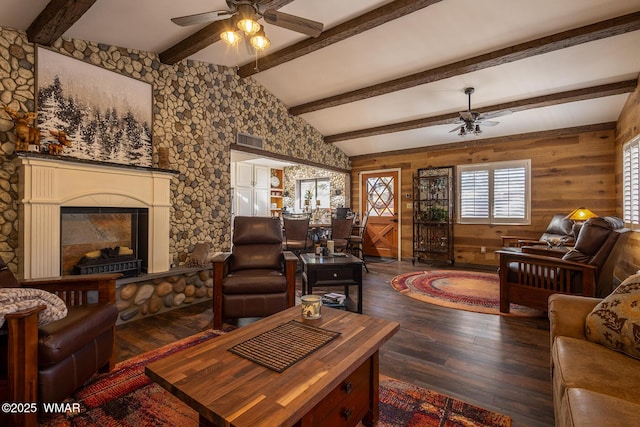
116 260 554 427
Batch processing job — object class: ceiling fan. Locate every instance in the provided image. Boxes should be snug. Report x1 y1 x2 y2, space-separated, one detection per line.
171 0 324 43
449 87 511 137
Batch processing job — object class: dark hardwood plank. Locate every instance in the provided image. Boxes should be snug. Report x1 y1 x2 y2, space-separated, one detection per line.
116 261 553 427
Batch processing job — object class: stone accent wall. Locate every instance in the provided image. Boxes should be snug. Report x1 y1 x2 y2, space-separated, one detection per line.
0 27 350 274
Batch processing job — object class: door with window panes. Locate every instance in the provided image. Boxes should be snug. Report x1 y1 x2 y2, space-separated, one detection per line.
361 171 399 258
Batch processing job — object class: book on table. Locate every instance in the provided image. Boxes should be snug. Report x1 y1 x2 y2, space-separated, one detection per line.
322 292 346 304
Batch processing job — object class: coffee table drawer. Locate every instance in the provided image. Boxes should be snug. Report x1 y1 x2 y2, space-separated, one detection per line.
314 266 357 283
309 358 371 427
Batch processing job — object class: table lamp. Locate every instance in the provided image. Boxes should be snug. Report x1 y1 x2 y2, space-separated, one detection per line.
565 207 598 239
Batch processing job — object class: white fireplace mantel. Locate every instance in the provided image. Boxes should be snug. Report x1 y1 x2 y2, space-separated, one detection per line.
15 155 173 279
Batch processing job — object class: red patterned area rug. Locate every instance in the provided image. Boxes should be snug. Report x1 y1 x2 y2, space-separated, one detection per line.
390 269 544 317
41 329 511 427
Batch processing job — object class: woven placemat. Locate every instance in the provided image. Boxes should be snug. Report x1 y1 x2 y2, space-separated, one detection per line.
228 320 341 372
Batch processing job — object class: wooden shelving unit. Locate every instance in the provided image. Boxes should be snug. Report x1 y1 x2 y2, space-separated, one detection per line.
270 168 283 217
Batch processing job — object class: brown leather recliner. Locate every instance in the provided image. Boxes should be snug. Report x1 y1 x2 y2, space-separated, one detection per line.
497 216 628 313
0 256 119 427
212 216 297 329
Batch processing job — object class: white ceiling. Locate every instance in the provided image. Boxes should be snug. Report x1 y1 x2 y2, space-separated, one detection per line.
2 0 640 158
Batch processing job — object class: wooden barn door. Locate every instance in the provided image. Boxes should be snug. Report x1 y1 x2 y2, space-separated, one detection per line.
361 170 399 258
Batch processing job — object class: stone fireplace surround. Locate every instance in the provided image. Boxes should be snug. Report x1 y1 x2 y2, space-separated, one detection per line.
16 154 173 279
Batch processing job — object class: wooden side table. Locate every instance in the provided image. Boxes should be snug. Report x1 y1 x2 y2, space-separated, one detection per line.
300 253 364 313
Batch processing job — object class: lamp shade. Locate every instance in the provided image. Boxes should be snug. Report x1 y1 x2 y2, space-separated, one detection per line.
565 207 597 221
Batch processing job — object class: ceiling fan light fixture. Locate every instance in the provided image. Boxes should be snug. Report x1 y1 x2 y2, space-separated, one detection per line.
237 17 261 35
474 124 482 135
250 26 271 51
220 30 242 46
236 4 260 35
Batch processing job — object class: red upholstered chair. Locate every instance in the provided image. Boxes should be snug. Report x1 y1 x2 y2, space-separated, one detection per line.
0 256 119 427
212 216 298 329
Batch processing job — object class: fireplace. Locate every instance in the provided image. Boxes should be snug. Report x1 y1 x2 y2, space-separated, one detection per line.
60 207 149 276
16 154 173 279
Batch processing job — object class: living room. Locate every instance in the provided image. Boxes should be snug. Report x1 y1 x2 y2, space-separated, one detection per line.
1 1 640 426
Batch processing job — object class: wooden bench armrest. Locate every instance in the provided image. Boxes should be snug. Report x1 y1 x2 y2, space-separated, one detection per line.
19 273 120 305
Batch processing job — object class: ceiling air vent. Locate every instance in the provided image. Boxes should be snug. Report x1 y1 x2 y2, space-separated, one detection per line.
236 132 263 149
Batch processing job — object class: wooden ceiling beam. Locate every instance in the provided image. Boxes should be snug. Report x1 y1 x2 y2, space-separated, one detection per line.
324 79 637 143
160 0 295 65
291 11 640 116
348 122 617 162
26 0 97 45
237 0 443 78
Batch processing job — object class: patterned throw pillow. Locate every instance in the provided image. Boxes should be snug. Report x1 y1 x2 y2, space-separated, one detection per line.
585 273 640 360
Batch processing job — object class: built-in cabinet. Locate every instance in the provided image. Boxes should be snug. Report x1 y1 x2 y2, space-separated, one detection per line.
269 168 283 217
413 166 454 264
234 163 270 217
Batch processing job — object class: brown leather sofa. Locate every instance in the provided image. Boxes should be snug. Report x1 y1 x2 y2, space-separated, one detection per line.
498 216 628 313
0 257 119 427
502 213 576 248
212 216 297 329
548 293 640 426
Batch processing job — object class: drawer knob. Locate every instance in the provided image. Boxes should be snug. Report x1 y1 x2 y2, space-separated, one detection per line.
343 408 352 421
343 381 352 394
333 273 338 278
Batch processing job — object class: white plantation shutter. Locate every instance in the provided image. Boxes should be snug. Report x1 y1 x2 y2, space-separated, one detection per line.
459 169 489 221
623 137 640 229
493 166 526 219
457 160 530 224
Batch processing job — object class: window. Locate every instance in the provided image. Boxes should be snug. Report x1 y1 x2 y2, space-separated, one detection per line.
457 159 530 224
623 135 640 229
298 178 330 209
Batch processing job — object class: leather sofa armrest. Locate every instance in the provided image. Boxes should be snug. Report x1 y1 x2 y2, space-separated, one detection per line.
548 293 601 346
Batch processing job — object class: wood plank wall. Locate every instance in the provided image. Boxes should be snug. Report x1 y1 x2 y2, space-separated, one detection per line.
615 79 640 279
350 129 617 267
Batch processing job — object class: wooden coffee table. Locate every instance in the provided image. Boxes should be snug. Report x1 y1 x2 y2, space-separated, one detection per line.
145 306 399 427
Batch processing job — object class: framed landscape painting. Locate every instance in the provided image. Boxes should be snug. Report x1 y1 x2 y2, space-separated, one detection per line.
36 47 152 167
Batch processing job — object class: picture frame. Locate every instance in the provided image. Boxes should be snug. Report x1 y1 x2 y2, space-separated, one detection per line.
36 47 153 167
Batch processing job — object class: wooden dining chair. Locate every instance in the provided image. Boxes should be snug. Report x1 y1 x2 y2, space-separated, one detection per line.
324 217 353 252
347 213 369 272
283 216 310 256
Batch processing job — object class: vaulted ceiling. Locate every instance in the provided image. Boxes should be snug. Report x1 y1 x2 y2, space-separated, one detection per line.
2 0 640 158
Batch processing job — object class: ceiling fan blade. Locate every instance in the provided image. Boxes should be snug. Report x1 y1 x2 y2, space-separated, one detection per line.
459 111 474 121
262 9 323 37
449 124 464 133
480 120 500 127
171 10 232 27
480 110 513 120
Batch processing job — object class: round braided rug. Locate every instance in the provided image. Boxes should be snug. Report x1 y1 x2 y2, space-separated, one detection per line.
390 269 544 317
